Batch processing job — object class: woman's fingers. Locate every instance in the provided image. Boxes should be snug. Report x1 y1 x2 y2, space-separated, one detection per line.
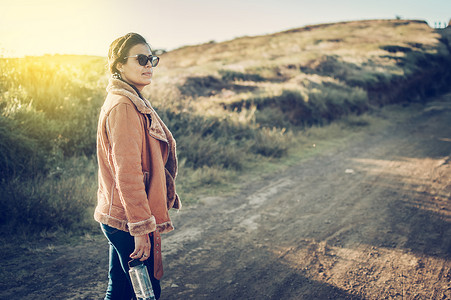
130 234 151 261
140 251 150 261
130 248 150 261
130 248 143 259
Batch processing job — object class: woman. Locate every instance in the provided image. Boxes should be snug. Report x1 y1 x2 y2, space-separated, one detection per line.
94 32 181 300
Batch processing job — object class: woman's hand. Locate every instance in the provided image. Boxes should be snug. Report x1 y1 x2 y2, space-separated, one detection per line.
130 234 151 261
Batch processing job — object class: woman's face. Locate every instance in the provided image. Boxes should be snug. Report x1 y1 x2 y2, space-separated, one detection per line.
117 43 153 92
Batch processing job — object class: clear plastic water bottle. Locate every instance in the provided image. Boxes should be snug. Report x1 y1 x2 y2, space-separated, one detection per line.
128 259 156 300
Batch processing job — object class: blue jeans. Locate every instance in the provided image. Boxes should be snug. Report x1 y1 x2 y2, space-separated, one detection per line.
101 223 161 300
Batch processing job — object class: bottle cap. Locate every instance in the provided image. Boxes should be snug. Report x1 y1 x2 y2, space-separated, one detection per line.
128 259 144 268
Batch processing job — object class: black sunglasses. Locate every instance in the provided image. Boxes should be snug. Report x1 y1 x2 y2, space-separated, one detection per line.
124 54 160 67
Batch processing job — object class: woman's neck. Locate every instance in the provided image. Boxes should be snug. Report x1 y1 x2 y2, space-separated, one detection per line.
120 78 144 99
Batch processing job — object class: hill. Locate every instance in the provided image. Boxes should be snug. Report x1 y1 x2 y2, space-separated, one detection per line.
150 19 451 126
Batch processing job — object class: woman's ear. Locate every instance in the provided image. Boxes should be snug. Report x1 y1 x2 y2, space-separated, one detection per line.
116 62 124 73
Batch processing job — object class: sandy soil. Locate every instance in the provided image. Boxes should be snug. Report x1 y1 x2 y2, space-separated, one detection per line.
1 94 450 299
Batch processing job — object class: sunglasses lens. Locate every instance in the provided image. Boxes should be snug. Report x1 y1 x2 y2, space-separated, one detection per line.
137 55 148 66
151 56 159 67
134 55 159 67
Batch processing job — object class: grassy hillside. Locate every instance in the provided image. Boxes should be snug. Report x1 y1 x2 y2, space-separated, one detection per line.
1 19 450 234
152 19 450 124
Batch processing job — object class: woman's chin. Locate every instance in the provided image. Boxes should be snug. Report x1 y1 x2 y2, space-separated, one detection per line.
137 79 152 87
142 77 152 84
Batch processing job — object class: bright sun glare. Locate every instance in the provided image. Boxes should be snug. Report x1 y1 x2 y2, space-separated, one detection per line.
0 0 111 57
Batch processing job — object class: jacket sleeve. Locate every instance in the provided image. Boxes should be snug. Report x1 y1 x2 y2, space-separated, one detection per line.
107 102 156 236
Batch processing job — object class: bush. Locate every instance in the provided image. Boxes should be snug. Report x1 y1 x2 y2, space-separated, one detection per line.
250 127 291 158
0 115 48 179
0 156 98 232
178 134 246 170
219 69 265 82
235 86 368 127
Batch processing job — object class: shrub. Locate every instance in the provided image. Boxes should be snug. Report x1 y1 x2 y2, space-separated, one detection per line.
0 156 98 232
250 127 291 158
219 70 265 82
0 115 48 179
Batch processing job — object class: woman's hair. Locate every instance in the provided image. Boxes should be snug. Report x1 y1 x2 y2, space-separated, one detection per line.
108 33 149 75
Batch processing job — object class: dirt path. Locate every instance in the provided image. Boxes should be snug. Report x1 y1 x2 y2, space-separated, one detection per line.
1 94 450 299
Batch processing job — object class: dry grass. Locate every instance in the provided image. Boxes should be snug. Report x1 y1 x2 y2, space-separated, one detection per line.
150 19 449 126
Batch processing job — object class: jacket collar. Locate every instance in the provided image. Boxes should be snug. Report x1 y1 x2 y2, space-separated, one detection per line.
107 78 169 143
107 78 153 114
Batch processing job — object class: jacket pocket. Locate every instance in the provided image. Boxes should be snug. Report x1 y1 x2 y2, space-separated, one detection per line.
165 168 176 209
143 171 150 195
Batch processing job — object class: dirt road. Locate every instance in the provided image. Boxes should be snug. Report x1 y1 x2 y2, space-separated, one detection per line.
1 94 450 299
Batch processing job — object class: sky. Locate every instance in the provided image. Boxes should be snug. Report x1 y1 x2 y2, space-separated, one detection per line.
1 0 450 57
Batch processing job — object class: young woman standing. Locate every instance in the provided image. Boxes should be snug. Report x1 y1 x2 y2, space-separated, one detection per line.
94 33 181 300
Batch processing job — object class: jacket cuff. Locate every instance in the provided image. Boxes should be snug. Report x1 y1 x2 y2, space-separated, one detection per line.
157 221 174 234
127 216 156 236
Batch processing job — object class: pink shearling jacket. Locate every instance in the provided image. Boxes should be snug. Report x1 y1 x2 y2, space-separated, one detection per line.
94 78 181 238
